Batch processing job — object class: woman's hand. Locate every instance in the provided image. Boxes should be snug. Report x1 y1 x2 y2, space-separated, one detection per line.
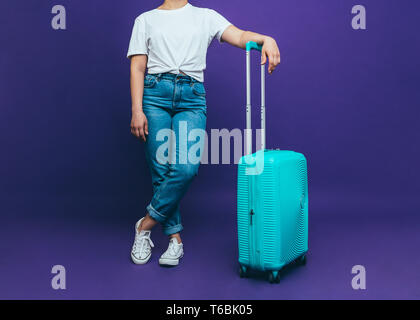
261 37 281 74
131 110 148 142
220 26 281 74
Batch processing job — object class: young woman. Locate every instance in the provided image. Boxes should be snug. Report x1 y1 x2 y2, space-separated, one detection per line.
128 0 280 266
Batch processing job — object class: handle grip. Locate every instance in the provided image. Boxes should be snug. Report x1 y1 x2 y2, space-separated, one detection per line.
246 41 263 52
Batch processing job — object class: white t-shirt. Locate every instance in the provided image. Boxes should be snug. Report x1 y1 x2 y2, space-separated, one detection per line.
127 3 231 82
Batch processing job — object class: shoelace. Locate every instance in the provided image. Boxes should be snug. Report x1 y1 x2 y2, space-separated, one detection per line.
134 232 154 256
167 240 180 256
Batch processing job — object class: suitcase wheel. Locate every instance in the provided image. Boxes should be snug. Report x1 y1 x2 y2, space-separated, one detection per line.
297 255 307 266
268 270 281 284
239 265 248 278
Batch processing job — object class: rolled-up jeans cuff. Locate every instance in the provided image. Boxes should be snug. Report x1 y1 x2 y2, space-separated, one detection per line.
162 224 183 236
147 204 166 224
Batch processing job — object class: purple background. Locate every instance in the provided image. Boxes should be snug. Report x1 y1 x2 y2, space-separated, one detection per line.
1 0 420 299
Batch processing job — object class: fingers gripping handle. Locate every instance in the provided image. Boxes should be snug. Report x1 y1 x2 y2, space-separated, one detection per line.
245 41 266 155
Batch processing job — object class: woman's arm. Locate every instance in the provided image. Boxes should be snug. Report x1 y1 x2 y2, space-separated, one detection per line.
130 55 148 141
221 25 281 74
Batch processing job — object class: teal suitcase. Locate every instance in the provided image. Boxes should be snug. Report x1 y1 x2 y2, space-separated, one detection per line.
237 42 309 283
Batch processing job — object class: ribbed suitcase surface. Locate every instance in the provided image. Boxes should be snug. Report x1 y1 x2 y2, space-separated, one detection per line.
237 150 308 279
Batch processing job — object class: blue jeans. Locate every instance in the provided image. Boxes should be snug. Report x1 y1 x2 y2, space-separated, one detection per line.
142 72 207 235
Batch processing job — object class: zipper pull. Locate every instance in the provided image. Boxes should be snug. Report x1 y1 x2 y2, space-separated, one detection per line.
250 209 255 225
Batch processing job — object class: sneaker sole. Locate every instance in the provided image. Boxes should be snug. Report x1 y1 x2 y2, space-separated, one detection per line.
159 253 183 266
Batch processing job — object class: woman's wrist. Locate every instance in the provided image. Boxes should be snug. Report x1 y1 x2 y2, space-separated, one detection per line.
262 35 273 44
132 106 144 115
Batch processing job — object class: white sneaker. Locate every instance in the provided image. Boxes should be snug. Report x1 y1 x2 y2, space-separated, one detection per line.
131 218 154 265
159 237 184 266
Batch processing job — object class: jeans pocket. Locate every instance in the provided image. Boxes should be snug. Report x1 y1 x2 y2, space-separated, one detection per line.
144 75 157 89
192 82 206 97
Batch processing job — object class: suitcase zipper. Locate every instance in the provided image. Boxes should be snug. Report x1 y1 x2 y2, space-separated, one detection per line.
249 174 254 267
249 175 258 268
251 173 263 269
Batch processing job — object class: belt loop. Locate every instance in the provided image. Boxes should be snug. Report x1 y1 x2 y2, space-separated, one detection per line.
156 73 162 82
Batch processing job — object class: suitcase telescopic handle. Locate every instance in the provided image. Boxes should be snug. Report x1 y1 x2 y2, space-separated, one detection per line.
245 41 266 155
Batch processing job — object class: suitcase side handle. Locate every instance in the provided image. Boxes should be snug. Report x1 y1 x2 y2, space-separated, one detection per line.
245 41 266 155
